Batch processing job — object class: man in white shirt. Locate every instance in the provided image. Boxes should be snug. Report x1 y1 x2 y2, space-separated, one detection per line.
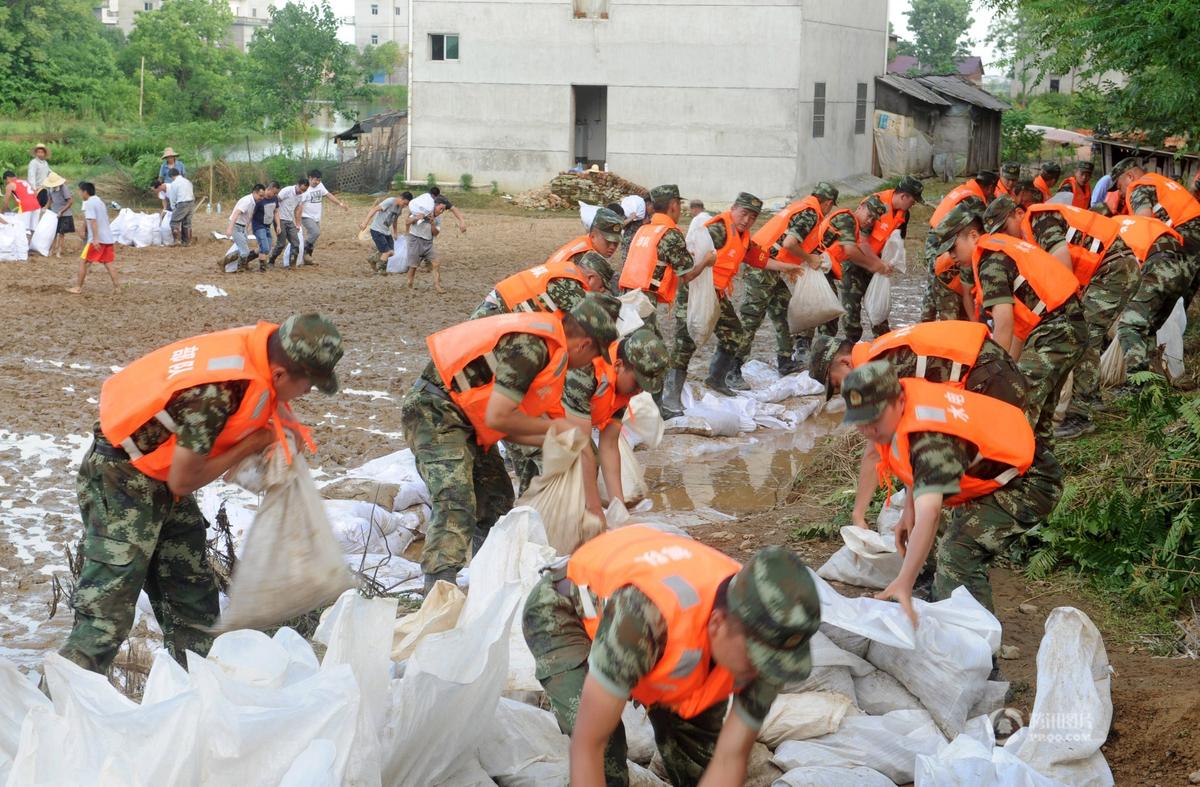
267 177 309 268
27 144 50 192
221 184 265 273
361 190 412 272
166 168 196 246
69 181 119 294
299 169 348 264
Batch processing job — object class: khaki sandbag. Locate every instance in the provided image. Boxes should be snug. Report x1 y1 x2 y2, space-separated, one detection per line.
515 428 604 554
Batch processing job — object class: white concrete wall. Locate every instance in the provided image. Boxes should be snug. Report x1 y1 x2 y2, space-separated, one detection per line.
354 0 408 48
409 0 887 202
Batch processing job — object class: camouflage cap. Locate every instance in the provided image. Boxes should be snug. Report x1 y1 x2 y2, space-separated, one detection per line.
1089 201 1114 217
590 207 625 244
861 194 888 220
929 202 982 256
726 546 820 686
811 182 840 202
579 252 615 290
975 170 1000 187
840 360 901 426
1000 161 1021 179
1076 160 1095 174
808 333 852 400
619 328 669 394
1040 161 1062 177
733 192 764 215
569 293 620 362
649 184 680 205
1107 157 1142 187
895 175 926 205
982 195 1019 234
278 313 343 394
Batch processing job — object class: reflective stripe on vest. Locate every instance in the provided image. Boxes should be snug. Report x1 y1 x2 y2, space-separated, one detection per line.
494 260 586 314
878 378 1035 507
970 234 1080 341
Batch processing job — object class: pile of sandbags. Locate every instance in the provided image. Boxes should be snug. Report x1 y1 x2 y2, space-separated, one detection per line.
110 208 173 248
0 215 29 261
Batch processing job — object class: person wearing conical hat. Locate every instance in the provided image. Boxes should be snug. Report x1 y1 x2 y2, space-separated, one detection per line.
159 147 186 184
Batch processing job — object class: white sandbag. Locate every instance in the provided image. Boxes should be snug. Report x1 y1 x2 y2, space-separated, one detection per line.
746 371 826 403
623 391 664 449
787 666 857 705
159 211 173 245
1157 297 1186 379
819 623 869 659
381 585 519 786
682 384 754 435
863 274 892 327
882 227 908 272
598 434 648 505
817 525 903 590
579 200 600 230
809 630 874 677
876 488 907 538
1053 372 1073 423
333 448 431 513
393 580 466 661
866 613 993 738
460 507 557 692
773 766 895 787
788 266 844 333
0 658 52 784
621 194 646 221
623 704 657 766
515 428 604 554
206 629 315 688
477 697 569 785
30 210 57 256
853 669 923 715
130 211 159 247
324 498 423 555
617 288 654 336
280 739 339 787
685 266 720 347
1098 338 1125 388
1005 607 1113 787
630 761 670 787
0 219 29 261
215 446 354 632
772 709 947 785
758 692 855 748
109 207 131 238
386 239 412 273
970 680 1012 719
917 733 1068 786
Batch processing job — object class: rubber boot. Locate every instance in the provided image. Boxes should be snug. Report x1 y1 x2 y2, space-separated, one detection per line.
705 351 737 397
660 368 686 420
778 353 802 376
727 358 750 391
236 255 250 273
422 568 458 595
219 250 239 273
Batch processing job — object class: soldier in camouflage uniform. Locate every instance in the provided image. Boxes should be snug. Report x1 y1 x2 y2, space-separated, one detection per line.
836 194 895 342
523 533 820 786
402 295 618 591
936 203 1087 442
737 182 839 377
996 162 1020 198
842 362 1062 616
1112 157 1200 306
60 314 344 674
919 171 997 322
620 184 694 337
618 197 654 263
510 328 669 497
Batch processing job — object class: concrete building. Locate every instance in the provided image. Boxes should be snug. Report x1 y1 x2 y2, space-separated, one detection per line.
354 0 409 83
406 0 888 202
96 0 272 51
1009 58 1126 99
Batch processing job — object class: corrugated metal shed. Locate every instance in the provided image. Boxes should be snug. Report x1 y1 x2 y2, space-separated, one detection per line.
914 75 1009 111
876 73 951 107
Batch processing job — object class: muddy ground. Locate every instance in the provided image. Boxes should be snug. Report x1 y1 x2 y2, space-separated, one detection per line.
0 194 1197 784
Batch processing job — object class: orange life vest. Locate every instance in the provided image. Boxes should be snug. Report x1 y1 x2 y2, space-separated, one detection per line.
850 321 990 385
1032 175 1055 202
1113 215 1183 266
866 189 908 254
971 235 1080 341
589 341 632 430
877 378 1035 507
930 180 987 228
934 252 963 295
99 322 312 482
751 195 824 265
10 178 40 212
1021 204 1120 287
1060 176 1090 209
427 313 568 449
619 214 680 304
1106 190 1122 215
1126 173 1200 228
707 211 752 295
995 179 1013 198
494 260 587 313
816 208 859 280
546 234 597 267
567 525 741 718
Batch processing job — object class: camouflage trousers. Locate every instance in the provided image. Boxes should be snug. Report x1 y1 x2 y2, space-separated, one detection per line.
1117 247 1200 373
736 268 800 360
1019 310 1088 441
793 272 841 357
401 386 515 575
918 235 969 322
670 284 743 370
1067 248 1139 418
839 262 890 342
60 440 219 674
523 568 725 787
933 446 1063 611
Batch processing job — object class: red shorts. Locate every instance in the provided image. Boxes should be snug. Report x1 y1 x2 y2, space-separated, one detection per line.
82 243 115 264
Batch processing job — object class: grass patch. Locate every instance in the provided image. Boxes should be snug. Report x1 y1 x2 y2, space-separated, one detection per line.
783 429 873 539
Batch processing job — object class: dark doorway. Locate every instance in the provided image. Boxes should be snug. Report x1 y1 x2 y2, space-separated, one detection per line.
573 85 607 167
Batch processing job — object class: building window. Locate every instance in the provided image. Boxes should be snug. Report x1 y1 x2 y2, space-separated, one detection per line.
370 3 379 14
394 5 401 14
143 1 152 9
573 0 609 18
430 34 459 61
855 82 868 135
370 34 379 44
812 82 826 139
251 7 256 16
1049 78 1061 93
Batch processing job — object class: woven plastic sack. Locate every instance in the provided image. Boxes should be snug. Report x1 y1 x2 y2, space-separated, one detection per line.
215 446 354 632
788 266 845 333
685 266 719 347
598 434 648 505
30 210 56 256
758 692 854 748
623 391 664 449
817 525 904 590
516 428 604 554
1098 338 1125 388
392 580 465 661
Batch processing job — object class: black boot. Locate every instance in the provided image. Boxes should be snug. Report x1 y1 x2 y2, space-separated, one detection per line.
422 568 459 595
778 353 802 376
727 358 750 391
705 351 737 397
660 368 686 420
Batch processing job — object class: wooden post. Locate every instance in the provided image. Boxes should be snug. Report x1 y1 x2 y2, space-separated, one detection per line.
209 152 214 209
138 56 145 121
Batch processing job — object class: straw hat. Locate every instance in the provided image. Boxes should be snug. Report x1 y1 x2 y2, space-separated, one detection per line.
32 143 48 156
161 147 179 159
586 164 601 173
42 172 66 189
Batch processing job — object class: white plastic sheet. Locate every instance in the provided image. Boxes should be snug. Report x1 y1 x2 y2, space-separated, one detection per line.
0 657 52 784
788 266 844 333
515 428 603 554
817 525 904 590
30 210 57 256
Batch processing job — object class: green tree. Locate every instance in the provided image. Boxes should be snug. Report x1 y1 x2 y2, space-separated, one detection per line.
244 2 366 156
982 0 1200 148
1000 108 1044 163
904 0 973 74
120 0 243 121
357 41 408 82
